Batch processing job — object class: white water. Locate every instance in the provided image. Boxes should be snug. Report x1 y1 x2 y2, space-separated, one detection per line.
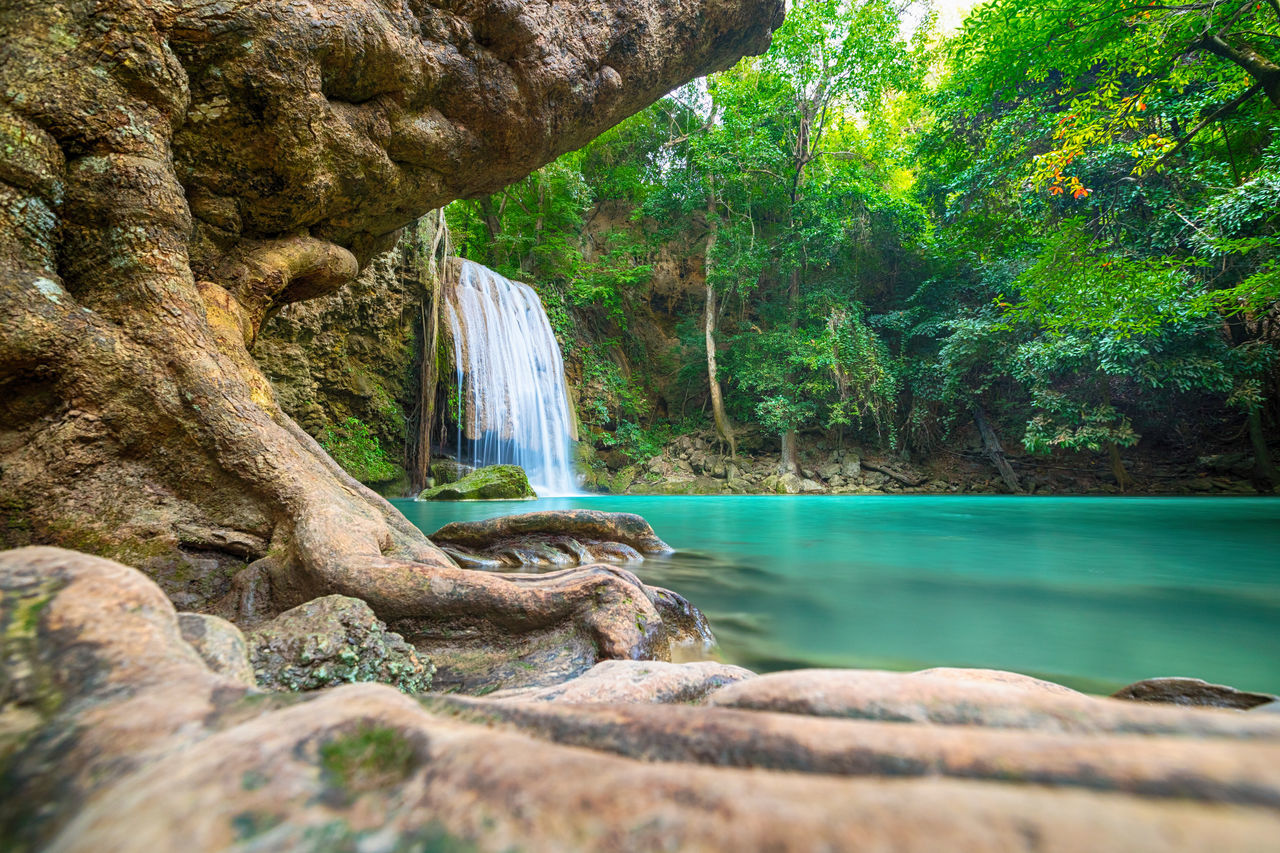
444 260 579 496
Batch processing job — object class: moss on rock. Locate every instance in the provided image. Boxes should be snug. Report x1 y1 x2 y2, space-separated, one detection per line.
248 596 433 694
416 465 536 501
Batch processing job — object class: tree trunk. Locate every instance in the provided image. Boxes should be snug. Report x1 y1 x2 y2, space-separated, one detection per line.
973 405 1023 494
478 196 508 269
703 199 736 459
410 211 447 493
779 430 799 476
1248 407 1279 490
1108 442 1133 492
0 0 779 672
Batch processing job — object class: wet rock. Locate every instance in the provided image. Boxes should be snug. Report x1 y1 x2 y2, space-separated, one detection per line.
1113 678 1278 710
178 613 256 687
490 660 756 704
247 596 433 694
416 464 536 501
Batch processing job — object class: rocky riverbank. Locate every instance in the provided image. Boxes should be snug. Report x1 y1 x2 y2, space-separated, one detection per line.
581 426 1277 497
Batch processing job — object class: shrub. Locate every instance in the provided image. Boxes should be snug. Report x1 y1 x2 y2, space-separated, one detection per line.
319 417 401 484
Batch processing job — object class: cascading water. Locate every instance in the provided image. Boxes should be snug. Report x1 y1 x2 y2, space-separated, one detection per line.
445 259 579 496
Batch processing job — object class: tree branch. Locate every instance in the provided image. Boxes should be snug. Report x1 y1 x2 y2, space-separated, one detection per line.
1148 81 1264 173
1197 32 1280 106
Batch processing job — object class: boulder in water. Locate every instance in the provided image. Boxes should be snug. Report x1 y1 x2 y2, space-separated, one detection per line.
416 465 537 501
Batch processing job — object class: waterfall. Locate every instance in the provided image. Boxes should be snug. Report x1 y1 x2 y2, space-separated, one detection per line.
444 259 579 496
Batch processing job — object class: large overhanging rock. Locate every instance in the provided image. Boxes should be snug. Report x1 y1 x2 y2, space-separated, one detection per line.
5 549 1280 851
0 0 782 665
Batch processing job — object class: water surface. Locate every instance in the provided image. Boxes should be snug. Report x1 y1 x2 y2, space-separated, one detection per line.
392 496 1280 694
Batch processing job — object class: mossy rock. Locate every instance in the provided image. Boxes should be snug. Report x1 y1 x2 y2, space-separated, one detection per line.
416 465 536 501
247 595 433 694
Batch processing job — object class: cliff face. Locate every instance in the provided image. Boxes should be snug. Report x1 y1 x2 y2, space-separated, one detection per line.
255 224 437 491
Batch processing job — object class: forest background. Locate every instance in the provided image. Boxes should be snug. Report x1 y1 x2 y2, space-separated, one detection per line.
439 0 1280 492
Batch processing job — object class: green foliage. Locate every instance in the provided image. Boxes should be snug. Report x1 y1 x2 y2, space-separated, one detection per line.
438 0 1280 471
319 417 401 484
568 230 654 327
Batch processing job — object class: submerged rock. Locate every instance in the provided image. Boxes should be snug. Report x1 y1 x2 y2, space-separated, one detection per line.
247 595 433 694
1113 677 1278 710
416 464 537 501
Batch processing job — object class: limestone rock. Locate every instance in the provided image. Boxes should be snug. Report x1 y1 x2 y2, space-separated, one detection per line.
247 595 433 694
800 478 825 493
776 472 804 494
1113 677 1278 710
178 613 256 687
490 659 756 704
417 465 536 501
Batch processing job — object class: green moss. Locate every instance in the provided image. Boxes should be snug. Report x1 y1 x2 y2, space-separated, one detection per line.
294 819 486 853
15 596 49 634
232 810 283 841
416 464 536 501
319 416 402 484
319 724 415 794
40 519 172 565
241 769 268 791
0 496 33 548
2 581 67 721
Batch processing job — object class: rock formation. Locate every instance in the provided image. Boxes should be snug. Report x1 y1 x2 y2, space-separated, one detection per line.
416 464 536 501
0 0 783 664
5 548 1280 851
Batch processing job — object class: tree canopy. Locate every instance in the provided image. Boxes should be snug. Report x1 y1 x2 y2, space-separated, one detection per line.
447 0 1280 487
